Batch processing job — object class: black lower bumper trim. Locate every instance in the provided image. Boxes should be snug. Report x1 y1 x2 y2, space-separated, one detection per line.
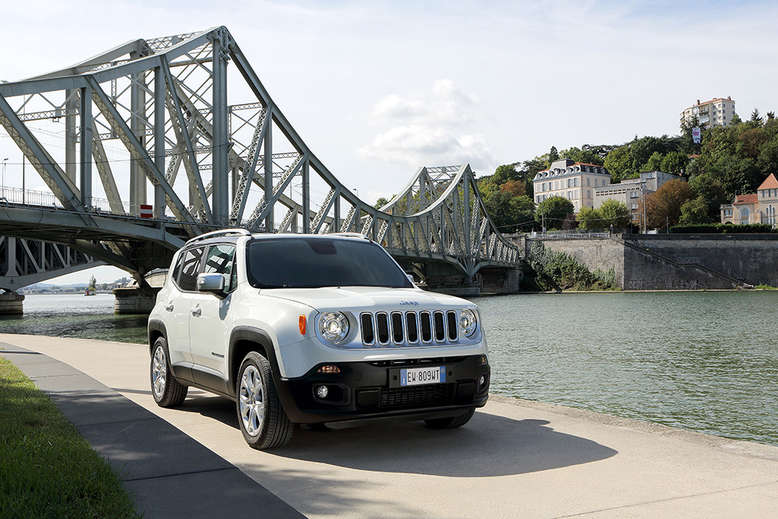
276 355 490 424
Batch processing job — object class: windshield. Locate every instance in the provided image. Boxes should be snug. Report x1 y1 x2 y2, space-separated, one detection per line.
246 238 413 289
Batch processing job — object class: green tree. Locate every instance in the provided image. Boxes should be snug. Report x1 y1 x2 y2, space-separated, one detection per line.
660 151 690 175
576 207 604 231
492 163 520 184
688 173 727 221
374 196 392 209
603 145 632 182
559 146 604 165
535 196 574 230
679 196 712 224
482 191 535 232
548 146 559 163
599 199 631 231
641 151 664 172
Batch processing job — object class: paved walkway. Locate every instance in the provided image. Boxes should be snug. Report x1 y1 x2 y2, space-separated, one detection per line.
2 334 778 518
0 344 303 519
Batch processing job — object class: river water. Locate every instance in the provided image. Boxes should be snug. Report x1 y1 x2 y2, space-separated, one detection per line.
0 292 776 445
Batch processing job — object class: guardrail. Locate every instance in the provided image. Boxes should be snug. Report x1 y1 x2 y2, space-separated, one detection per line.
0 186 130 213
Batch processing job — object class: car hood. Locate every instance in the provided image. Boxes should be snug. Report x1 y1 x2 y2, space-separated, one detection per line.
260 286 471 311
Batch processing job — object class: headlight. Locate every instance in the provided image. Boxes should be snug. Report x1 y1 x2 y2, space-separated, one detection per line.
319 312 350 343
459 309 478 337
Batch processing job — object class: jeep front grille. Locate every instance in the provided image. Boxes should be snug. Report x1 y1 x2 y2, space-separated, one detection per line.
359 310 461 346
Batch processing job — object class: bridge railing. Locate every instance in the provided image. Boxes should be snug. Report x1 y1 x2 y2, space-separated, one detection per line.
0 186 130 213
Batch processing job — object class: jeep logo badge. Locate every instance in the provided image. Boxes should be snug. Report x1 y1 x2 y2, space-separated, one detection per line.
399 301 419 306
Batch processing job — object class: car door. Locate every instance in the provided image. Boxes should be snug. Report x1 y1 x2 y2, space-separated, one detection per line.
165 246 204 366
189 243 236 381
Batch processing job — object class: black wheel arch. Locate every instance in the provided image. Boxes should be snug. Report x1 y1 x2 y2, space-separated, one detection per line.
228 326 283 397
148 319 168 355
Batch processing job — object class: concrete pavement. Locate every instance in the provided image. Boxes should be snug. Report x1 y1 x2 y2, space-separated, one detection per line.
0 345 303 519
1 333 777 518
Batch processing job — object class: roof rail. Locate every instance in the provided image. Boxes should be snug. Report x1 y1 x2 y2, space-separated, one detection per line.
185 228 252 245
330 232 368 239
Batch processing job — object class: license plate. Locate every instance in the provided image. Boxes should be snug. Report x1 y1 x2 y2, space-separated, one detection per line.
400 366 446 386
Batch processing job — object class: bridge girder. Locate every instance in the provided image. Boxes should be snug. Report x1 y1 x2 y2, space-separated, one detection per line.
0 27 520 280
0 236 104 291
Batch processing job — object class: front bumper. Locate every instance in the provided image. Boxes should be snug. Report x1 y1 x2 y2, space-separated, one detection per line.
275 354 490 424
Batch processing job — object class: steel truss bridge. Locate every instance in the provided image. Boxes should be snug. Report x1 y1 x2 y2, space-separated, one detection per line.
0 27 520 292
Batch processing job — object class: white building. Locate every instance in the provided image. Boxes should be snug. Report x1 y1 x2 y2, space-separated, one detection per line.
680 97 736 129
594 171 681 223
533 159 611 212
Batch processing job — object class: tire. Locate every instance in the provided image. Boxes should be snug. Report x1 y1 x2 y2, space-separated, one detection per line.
150 337 188 407
424 408 475 429
236 351 294 450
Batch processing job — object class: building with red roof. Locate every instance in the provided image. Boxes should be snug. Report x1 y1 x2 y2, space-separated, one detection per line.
720 174 778 225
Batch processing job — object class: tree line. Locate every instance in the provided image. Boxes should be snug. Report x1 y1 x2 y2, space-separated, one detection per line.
475 109 778 231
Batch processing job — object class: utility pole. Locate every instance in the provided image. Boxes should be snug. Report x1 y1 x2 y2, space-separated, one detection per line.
642 184 647 234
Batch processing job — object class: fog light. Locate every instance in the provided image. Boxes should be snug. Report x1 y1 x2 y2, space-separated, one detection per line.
316 385 329 399
479 375 486 387
317 364 341 374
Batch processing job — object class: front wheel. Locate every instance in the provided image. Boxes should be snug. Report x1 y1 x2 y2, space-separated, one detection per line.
236 351 294 450
424 408 475 429
150 337 188 407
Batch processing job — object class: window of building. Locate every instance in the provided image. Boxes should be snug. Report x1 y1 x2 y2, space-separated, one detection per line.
631 203 638 210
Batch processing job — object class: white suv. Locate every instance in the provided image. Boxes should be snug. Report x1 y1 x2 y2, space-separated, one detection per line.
148 229 490 449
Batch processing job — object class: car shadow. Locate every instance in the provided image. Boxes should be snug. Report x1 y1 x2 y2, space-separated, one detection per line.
168 395 618 477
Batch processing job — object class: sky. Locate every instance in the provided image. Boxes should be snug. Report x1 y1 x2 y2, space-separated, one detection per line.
2 0 777 284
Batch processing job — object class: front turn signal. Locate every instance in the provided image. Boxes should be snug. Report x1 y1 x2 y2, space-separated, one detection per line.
298 315 307 335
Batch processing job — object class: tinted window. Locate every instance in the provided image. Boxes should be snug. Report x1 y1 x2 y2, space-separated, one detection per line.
246 238 412 289
203 244 236 292
178 247 203 291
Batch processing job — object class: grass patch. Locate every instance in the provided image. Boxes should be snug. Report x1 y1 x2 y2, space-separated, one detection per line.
0 357 139 518
754 284 778 290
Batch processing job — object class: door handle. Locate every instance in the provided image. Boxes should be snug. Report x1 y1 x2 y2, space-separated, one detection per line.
191 305 202 317
164 302 174 312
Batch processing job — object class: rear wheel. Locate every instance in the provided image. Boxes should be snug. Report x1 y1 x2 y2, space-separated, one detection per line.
424 408 475 429
236 351 294 450
150 337 188 407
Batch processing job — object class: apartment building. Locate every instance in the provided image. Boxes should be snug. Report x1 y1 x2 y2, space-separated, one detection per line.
720 174 778 226
533 159 611 212
680 97 736 129
594 171 680 222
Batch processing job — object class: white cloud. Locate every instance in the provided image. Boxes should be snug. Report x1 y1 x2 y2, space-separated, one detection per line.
360 79 493 170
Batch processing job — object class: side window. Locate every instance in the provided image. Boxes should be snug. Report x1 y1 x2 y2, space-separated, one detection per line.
171 252 183 286
178 247 204 291
203 244 236 292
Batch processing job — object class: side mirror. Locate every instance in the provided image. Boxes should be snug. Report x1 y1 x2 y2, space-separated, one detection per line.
197 273 226 297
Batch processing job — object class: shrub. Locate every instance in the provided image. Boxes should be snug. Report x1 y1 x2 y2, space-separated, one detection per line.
670 223 778 233
522 242 619 291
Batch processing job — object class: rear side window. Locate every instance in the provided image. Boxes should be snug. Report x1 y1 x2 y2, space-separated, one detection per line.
178 247 204 291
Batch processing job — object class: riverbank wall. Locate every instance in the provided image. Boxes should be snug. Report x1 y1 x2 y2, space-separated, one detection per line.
524 234 778 290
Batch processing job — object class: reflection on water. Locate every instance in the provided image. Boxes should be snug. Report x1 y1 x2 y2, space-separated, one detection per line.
475 291 778 446
1 291 777 446
0 294 147 343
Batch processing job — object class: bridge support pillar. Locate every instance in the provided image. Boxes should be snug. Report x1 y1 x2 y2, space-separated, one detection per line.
113 286 159 314
0 291 24 315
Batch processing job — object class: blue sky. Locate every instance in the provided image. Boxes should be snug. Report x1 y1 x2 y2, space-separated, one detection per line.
1 0 776 283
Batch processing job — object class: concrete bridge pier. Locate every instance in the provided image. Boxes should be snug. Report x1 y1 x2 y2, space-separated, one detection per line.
413 262 521 297
0 290 24 315
113 286 160 314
